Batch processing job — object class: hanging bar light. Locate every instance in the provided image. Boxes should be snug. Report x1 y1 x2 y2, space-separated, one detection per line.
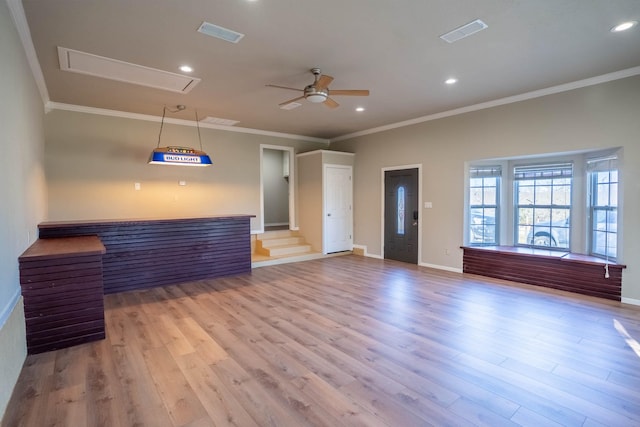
148 105 212 166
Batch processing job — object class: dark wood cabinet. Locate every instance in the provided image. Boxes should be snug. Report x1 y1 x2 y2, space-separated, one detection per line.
19 236 106 354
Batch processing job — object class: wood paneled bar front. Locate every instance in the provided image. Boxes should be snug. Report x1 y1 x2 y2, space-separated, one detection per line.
462 245 626 301
38 215 254 294
19 235 106 354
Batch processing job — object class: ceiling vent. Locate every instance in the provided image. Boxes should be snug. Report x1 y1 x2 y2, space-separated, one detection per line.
200 116 239 126
197 21 244 43
440 19 488 43
57 47 200 93
280 102 302 110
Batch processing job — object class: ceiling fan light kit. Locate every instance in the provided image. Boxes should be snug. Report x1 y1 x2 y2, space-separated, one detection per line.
305 88 328 103
267 68 369 109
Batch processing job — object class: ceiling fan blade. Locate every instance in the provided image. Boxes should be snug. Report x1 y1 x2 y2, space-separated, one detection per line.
329 89 370 96
266 84 303 92
316 75 334 90
323 97 339 109
279 96 305 107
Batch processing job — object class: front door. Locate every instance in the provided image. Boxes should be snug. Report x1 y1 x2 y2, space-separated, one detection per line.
384 168 419 263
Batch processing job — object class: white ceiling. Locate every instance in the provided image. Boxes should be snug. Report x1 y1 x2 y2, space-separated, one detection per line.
16 0 640 140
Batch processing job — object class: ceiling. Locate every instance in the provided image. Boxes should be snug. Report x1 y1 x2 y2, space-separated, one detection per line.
18 0 640 141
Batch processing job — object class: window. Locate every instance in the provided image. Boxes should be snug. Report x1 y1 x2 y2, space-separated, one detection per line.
397 186 405 235
469 166 500 245
588 157 618 259
514 163 572 249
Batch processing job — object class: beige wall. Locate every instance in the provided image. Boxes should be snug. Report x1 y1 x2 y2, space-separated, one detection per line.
0 0 47 418
297 152 324 251
44 110 325 232
331 75 640 301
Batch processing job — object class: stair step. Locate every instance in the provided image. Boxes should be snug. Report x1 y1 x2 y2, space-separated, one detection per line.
258 229 298 239
262 244 312 257
257 236 305 249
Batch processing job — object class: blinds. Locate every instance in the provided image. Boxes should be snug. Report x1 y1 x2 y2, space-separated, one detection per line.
470 165 501 178
586 156 618 172
513 163 572 180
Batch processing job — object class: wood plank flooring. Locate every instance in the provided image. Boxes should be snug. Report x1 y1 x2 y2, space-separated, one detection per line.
3 255 640 426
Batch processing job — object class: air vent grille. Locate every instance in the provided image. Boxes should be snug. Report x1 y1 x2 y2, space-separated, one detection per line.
197 21 244 43
57 47 200 93
440 19 488 43
280 102 302 110
200 116 239 126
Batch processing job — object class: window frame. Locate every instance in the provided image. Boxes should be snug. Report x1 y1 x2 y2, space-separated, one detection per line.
587 157 618 260
468 166 501 246
513 163 573 250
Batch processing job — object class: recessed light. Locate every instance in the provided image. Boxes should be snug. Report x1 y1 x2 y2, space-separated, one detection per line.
355 107 365 112
445 78 458 85
179 65 193 73
611 21 638 32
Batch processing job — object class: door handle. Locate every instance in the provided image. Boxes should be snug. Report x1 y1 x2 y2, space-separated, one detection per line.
327 213 331 217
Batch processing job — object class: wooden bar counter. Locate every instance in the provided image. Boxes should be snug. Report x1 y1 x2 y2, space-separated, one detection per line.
38 215 254 294
19 236 106 354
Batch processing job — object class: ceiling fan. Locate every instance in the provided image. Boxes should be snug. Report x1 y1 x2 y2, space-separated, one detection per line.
266 68 369 109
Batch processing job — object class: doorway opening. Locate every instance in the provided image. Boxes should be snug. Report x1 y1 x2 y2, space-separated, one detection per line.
382 165 421 264
260 145 295 233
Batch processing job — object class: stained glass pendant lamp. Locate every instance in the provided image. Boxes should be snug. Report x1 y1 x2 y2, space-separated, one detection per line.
148 105 212 167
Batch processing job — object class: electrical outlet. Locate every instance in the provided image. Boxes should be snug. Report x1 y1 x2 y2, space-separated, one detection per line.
444 249 450 255
134 182 141 190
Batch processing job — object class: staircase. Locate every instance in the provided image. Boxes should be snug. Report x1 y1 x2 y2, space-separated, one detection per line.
252 229 325 267
255 229 312 257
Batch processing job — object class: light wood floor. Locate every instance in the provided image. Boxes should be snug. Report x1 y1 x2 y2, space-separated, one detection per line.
4 255 640 426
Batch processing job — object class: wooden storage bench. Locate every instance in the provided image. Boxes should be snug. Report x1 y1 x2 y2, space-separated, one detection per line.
19 236 106 354
461 245 626 301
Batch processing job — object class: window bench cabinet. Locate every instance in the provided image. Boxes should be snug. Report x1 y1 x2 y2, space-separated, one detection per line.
461 246 626 301
19 236 106 354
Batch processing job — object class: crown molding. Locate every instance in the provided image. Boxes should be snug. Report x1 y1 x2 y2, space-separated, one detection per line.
6 0 50 106
331 66 640 143
46 102 330 144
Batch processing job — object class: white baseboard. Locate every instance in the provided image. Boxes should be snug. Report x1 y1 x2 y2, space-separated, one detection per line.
419 262 463 274
353 244 383 259
0 295 26 420
621 297 640 307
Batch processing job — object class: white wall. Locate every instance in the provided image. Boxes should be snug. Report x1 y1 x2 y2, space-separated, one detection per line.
0 0 47 418
332 75 640 301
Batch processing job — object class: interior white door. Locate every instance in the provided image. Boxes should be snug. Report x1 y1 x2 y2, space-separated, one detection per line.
324 165 353 253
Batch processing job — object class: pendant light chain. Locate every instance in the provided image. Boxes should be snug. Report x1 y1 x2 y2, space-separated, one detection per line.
156 106 167 148
195 110 204 151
